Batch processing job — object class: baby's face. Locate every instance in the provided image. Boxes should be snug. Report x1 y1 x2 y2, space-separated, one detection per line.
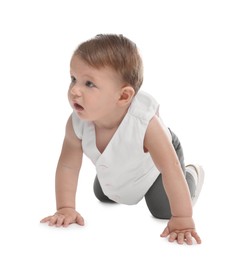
68 55 124 122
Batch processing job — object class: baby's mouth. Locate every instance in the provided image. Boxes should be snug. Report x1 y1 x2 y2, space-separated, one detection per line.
74 102 84 111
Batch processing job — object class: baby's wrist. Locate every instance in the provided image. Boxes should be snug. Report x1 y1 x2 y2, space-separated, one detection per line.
57 206 75 211
172 215 193 218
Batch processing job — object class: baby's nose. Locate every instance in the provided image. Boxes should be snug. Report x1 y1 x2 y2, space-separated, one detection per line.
70 84 82 96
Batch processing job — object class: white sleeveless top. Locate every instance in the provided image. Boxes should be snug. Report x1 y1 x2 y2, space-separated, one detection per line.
72 91 161 205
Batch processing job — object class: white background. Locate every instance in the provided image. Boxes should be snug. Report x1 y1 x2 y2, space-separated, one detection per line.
0 0 248 259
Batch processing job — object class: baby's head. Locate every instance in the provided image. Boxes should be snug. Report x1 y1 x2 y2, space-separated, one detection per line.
73 34 143 94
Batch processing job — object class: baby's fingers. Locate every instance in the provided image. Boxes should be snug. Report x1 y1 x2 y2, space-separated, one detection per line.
41 214 65 227
48 215 61 226
63 216 76 227
191 230 202 244
168 232 178 242
177 232 185 244
185 232 193 245
160 227 170 237
75 214 84 226
40 216 53 223
55 214 65 227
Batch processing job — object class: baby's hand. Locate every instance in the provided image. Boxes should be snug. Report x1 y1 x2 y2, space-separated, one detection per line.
160 216 201 245
40 208 84 227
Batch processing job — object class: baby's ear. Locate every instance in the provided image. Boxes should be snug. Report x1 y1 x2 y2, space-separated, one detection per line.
118 86 135 106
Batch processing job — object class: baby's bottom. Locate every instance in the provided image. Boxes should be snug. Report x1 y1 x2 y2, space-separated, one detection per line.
93 130 196 219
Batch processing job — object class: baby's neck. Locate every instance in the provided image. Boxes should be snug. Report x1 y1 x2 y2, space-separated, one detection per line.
93 106 129 130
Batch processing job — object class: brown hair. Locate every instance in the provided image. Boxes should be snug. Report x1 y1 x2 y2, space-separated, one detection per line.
74 34 143 93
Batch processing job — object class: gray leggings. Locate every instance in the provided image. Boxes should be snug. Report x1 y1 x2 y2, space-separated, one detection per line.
93 130 196 219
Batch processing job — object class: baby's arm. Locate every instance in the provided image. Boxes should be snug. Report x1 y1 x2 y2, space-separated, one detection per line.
40 115 84 227
144 116 201 244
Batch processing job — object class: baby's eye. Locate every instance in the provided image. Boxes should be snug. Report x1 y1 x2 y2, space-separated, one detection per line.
85 80 96 88
70 76 76 84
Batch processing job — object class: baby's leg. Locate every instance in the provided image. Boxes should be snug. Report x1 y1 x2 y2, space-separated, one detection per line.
93 176 116 203
144 130 196 219
145 174 171 219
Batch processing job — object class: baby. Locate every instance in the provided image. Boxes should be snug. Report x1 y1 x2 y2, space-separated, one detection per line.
41 34 204 245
